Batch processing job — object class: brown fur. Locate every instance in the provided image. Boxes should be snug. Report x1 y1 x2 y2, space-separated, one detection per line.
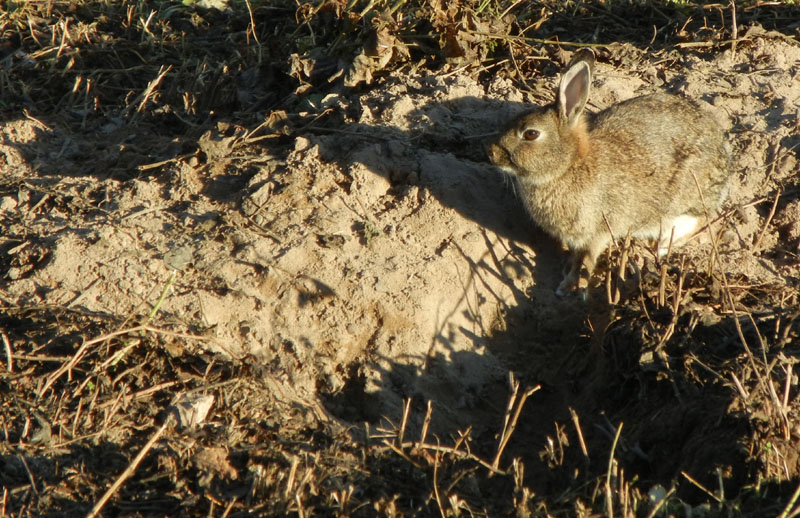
486 50 731 295
573 119 590 159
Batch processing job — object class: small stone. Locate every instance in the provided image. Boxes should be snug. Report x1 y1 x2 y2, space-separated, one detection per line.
164 245 194 271
294 136 311 152
0 197 17 213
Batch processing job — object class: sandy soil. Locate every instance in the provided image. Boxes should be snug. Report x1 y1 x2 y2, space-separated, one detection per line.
2 28 799 499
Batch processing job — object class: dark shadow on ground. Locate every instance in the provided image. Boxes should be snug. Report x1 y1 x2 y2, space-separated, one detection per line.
321 258 800 504
302 92 800 502
3 2 800 513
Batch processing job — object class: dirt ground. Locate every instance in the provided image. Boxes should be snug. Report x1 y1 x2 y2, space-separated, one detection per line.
1 2 800 516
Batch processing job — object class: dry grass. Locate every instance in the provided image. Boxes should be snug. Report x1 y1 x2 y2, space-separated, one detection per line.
1 1 800 517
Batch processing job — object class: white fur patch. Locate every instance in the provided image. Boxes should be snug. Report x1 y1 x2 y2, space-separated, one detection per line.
658 215 699 256
671 215 699 241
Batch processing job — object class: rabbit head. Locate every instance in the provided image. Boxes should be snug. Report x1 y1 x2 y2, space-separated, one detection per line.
487 49 595 185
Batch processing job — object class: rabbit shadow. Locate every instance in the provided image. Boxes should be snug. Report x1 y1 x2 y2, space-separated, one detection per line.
312 94 573 295
319 284 768 503
312 94 606 491
310 90 798 500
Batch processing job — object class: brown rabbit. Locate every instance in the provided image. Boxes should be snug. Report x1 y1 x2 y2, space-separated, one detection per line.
487 49 731 295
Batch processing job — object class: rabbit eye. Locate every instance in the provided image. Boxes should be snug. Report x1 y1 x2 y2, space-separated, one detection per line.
522 129 540 141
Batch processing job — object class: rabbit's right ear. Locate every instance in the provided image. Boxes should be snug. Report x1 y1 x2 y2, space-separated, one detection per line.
557 52 593 127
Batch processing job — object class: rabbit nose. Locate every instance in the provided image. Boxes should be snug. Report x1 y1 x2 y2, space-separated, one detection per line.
486 142 509 166
486 142 498 160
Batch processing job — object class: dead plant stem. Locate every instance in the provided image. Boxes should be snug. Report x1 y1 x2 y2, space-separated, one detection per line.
418 400 433 449
17 454 38 495
433 447 446 518
285 456 299 500
38 324 208 397
384 440 424 469
397 440 505 475
492 377 540 471
221 497 237 518
398 398 411 447
681 471 721 503
569 408 589 459
604 422 623 518
1 329 12 373
778 480 800 518
131 64 173 119
691 171 773 409
146 271 176 323
467 30 607 48
644 486 675 518
86 418 171 518
751 188 781 252
244 0 261 62
730 0 738 56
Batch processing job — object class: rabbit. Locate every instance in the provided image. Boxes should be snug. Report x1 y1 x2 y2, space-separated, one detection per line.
487 49 731 296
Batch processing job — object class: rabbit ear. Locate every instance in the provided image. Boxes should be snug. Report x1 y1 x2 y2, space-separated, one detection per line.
558 53 593 127
567 48 596 70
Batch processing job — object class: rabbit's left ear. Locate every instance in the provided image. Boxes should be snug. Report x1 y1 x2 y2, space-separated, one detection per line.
558 51 594 127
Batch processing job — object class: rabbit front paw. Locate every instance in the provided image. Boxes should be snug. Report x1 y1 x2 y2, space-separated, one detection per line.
556 273 589 299
556 250 594 299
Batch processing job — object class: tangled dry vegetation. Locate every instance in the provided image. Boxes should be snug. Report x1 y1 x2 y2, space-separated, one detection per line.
1 0 800 517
